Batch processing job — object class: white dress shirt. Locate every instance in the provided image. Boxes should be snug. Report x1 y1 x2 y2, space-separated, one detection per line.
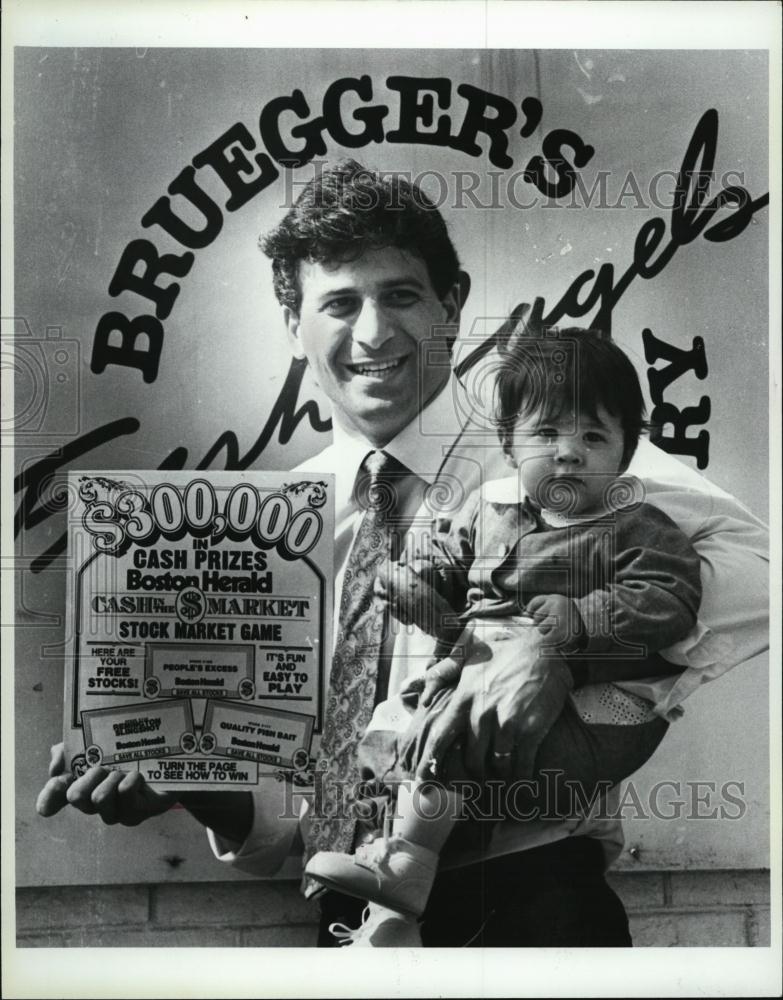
207 375 769 878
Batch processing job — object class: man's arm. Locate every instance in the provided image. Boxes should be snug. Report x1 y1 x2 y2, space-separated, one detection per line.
628 440 769 674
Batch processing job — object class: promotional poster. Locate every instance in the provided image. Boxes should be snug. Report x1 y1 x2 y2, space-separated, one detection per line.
3 1 780 997
62 470 333 790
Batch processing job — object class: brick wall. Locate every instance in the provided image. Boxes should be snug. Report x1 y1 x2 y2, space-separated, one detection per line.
16 870 770 948
607 870 771 947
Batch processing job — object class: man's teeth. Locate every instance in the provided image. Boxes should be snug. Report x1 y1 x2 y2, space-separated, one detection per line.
351 359 403 375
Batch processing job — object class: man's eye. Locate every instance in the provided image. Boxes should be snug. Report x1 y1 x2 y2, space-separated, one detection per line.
382 289 419 307
584 431 606 443
536 427 558 439
323 297 358 316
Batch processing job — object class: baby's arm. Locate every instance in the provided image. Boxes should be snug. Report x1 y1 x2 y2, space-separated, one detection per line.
525 593 586 652
563 504 702 674
375 491 482 702
377 487 480 640
375 556 464 647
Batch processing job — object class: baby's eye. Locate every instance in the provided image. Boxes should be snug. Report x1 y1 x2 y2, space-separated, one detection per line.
536 427 558 439
584 431 606 443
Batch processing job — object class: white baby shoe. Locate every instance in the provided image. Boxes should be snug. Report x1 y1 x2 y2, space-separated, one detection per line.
305 834 438 917
329 903 422 948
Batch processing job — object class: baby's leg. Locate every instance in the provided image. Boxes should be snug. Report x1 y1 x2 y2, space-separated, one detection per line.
393 779 461 853
304 798 443 921
304 690 452 926
305 680 465 930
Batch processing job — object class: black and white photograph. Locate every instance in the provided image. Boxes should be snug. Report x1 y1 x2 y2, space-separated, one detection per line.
2 1 780 997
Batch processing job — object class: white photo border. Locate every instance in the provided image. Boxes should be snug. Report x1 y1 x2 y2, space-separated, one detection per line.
2 1 780 997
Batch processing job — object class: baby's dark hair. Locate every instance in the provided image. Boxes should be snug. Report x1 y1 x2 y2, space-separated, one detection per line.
494 323 647 470
260 158 461 313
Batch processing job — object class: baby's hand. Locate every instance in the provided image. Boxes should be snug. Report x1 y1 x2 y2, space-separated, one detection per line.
374 557 423 625
375 555 458 642
420 625 479 706
525 594 584 651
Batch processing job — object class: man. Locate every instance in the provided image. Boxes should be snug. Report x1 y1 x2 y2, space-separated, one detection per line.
38 159 769 947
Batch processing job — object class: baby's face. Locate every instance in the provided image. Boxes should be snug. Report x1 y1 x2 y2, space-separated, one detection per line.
507 404 627 515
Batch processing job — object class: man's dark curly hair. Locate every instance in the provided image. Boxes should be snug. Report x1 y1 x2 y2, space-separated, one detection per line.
494 323 648 471
260 159 461 313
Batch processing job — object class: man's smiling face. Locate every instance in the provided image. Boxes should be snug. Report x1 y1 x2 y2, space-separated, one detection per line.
284 247 460 447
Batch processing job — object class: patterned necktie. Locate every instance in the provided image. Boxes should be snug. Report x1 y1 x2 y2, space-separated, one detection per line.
303 450 403 895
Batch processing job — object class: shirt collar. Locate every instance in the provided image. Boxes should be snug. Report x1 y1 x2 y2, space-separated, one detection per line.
330 373 466 489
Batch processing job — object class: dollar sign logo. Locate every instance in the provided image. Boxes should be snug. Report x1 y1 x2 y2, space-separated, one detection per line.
180 593 200 620
176 586 205 624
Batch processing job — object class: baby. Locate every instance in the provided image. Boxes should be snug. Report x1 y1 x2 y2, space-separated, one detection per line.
305 327 702 946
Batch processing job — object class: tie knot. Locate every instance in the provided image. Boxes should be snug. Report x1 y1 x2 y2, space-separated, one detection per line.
356 450 403 515
362 449 393 479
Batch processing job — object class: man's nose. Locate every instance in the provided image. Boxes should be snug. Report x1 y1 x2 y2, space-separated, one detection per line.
352 299 395 350
555 436 584 465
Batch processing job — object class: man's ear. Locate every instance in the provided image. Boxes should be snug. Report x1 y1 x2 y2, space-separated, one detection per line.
441 270 471 325
282 306 307 361
457 270 471 310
